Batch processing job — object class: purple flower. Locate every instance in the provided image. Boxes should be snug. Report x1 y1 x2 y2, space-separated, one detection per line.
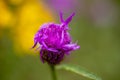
33 12 80 65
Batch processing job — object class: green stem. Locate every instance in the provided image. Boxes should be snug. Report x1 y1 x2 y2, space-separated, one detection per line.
49 65 57 80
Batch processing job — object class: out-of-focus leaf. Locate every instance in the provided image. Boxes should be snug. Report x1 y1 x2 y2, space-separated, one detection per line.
56 64 102 80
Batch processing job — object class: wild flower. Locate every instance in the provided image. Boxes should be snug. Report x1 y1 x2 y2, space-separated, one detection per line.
33 12 80 65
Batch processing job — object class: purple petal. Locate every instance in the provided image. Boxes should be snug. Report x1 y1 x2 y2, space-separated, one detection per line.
59 11 64 23
41 41 48 49
47 48 58 52
65 13 75 25
63 43 80 51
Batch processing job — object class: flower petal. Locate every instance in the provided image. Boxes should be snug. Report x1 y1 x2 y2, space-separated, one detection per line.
65 13 75 25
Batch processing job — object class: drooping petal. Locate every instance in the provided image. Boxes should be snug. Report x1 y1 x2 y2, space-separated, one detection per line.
63 43 80 52
32 42 37 48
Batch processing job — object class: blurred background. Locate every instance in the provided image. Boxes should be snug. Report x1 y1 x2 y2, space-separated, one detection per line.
0 0 120 80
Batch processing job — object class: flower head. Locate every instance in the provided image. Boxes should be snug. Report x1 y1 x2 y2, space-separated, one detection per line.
33 12 80 65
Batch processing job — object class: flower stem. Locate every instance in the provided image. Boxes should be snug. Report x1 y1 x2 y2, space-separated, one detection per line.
49 65 57 80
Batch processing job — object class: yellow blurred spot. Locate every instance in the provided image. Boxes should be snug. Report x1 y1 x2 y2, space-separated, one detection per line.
14 1 55 55
0 0 13 28
8 0 23 5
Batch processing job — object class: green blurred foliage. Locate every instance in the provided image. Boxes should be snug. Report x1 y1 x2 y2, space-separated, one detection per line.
0 0 120 80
